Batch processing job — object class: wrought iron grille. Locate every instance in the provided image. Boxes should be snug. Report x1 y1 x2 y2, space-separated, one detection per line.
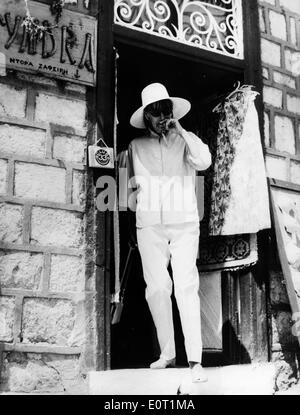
114 0 244 59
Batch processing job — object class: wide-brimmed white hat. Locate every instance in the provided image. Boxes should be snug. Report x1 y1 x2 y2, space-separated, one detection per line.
130 83 191 129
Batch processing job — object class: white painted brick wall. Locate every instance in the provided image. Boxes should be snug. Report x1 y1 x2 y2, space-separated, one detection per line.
31 207 83 248
50 255 84 292
0 252 43 290
53 135 86 164
279 0 300 15
0 84 26 119
0 158 8 195
0 124 46 158
269 10 287 40
265 155 288 180
35 93 87 131
287 95 300 115
263 86 283 108
273 71 296 89
14 162 66 203
290 18 297 45
261 39 281 67
274 115 295 154
0 203 23 244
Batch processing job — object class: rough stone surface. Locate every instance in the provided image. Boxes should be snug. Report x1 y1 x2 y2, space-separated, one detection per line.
0 84 26 119
265 155 288 180
290 161 300 185
0 352 84 393
269 270 289 305
290 18 297 45
0 124 46 158
15 162 66 203
269 10 287 40
0 251 43 290
0 296 15 342
272 311 297 347
264 112 270 147
35 93 87 131
273 71 296 89
273 351 300 391
0 203 23 244
21 298 76 346
259 7 266 32
274 115 295 154
279 0 300 15
285 49 300 76
0 158 7 195
53 135 86 164
31 207 83 248
287 95 300 115
261 38 281 67
50 254 84 292
72 171 86 207
263 86 283 108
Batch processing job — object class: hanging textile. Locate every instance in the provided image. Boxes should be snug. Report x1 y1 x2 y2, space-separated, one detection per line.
208 87 271 236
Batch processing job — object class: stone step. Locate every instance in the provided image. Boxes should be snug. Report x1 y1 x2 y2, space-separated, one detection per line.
88 363 276 395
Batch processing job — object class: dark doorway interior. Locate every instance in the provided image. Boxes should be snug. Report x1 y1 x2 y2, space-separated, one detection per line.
111 41 244 369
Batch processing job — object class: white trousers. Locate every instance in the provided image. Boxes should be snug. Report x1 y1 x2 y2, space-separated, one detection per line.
137 221 203 363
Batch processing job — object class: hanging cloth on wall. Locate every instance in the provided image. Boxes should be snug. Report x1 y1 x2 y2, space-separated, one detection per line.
209 85 271 236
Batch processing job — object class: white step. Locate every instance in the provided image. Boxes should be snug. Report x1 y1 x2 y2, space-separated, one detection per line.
88 363 276 395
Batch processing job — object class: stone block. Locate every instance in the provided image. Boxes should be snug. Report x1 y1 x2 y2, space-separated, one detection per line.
0 352 83 393
279 0 300 15
0 124 46 158
0 203 23 244
269 10 287 40
273 71 296 89
290 18 297 45
262 0 275 4
0 296 15 342
259 7 266 32
0 84 26 119
272 350 299 391
269 270 289 305
72 170 86 206
263 86 283 108
287 95 300 115
53 135 86 164
0 158 8 195
35 93 87 131
31 207 83 248
290 160 300 185
264 112 270 147
274 115 295 154
14 162 66 203
261 39 281 67
262 67 269 80
50 254 84 292
285 49 300 76
0 251 43 290
265 155 288 180
21 298 76 346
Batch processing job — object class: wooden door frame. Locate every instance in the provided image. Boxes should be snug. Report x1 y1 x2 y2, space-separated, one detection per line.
95 0 269 370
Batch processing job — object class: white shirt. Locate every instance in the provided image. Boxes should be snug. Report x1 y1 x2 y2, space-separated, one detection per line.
125 129 211 228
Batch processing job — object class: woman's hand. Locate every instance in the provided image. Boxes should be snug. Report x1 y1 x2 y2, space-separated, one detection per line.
165 118 183 136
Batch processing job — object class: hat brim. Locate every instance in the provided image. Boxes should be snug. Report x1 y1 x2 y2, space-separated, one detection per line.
130 97 191 129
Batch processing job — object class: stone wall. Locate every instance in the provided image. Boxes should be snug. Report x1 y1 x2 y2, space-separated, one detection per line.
259 0 300 390
0 72 97 393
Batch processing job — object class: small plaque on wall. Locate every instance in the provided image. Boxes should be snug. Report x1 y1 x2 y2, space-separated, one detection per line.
0 0 97 86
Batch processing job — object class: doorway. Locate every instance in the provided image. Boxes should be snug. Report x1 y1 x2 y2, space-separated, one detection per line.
110 40 245 369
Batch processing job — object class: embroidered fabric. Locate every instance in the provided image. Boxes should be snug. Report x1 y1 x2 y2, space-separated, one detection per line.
208 88 271 236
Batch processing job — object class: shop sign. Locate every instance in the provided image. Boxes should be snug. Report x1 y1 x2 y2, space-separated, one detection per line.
0 0 97 86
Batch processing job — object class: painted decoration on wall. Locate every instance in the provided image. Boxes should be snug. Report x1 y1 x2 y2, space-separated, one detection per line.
0 0 97 86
